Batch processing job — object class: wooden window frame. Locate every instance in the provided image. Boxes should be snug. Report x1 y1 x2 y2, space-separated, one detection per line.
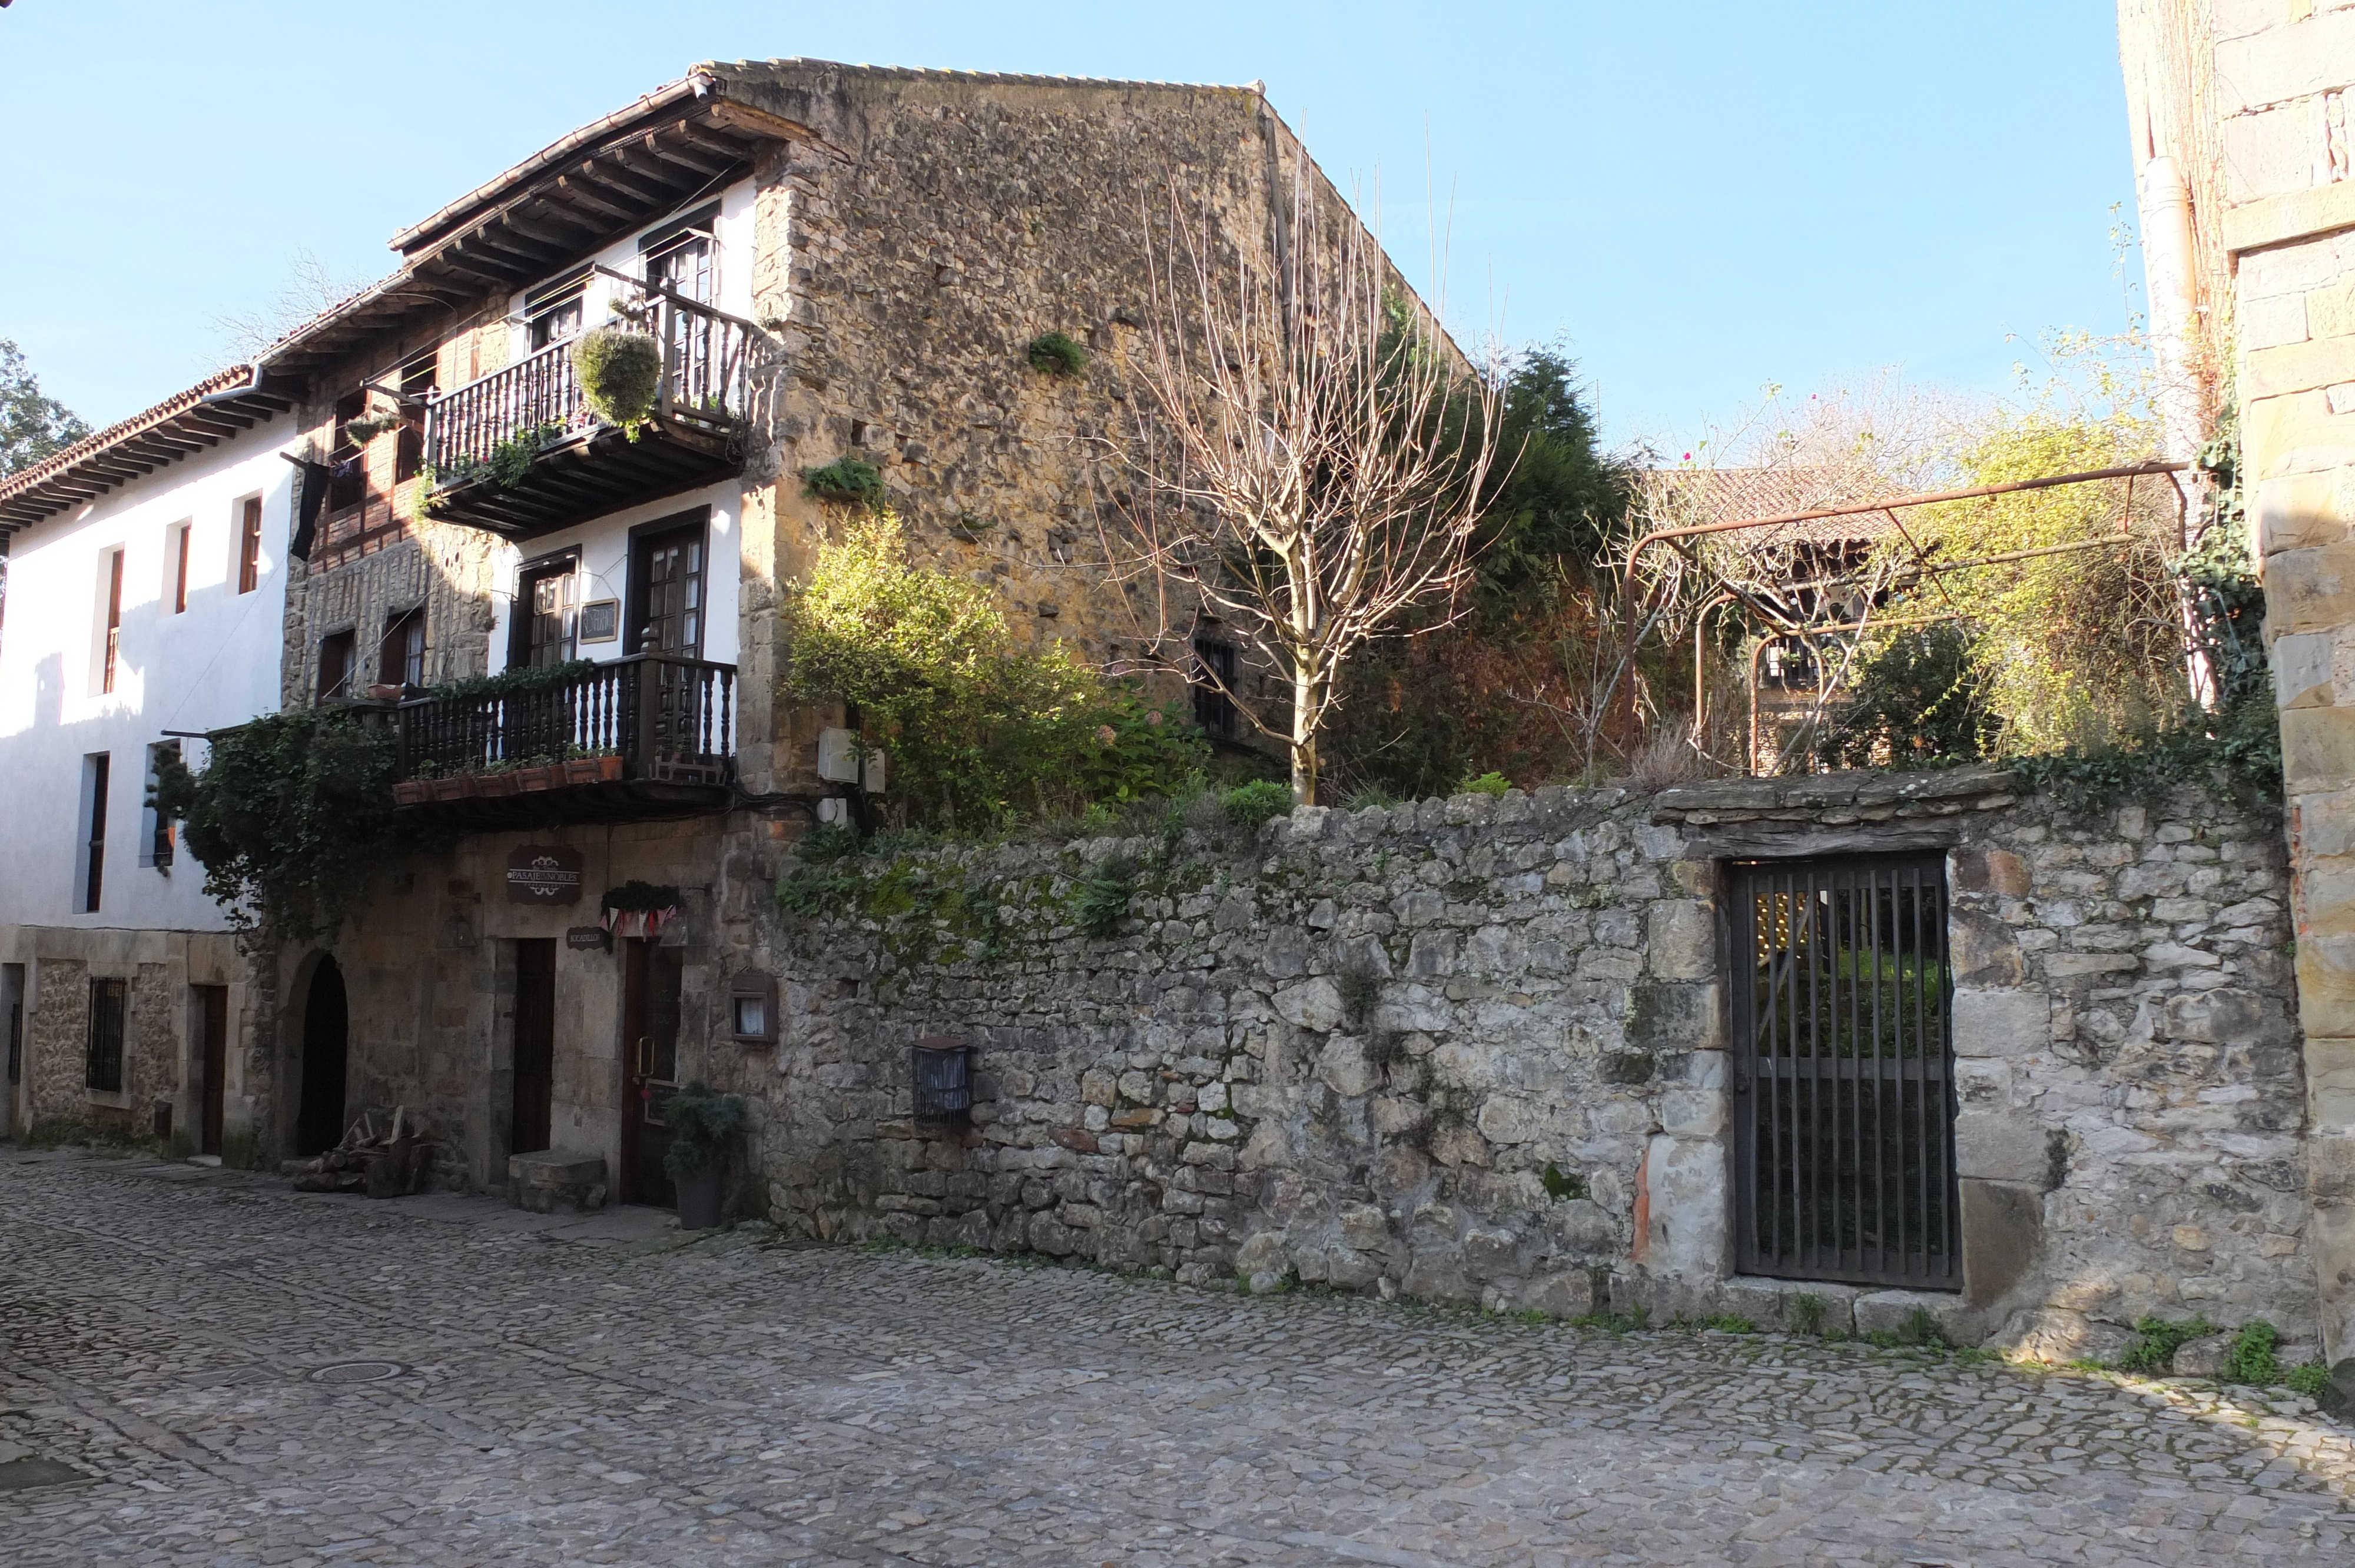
172 521 192 614
236 496 263 594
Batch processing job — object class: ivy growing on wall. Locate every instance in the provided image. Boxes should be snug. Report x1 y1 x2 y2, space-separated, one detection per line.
151 709 413 942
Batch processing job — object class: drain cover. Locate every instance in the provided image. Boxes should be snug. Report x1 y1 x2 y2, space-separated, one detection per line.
309 1360 406 1384
0 1458 87 1491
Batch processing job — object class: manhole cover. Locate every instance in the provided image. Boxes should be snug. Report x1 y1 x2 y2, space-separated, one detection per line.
309 1360 406 1384
0 1457 88 1491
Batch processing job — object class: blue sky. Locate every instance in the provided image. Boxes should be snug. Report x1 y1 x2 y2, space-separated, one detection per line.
0 1 2135 450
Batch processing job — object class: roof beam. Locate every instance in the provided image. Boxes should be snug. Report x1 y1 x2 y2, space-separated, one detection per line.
575 156 673 206
553 174 635 221
636 131 729 178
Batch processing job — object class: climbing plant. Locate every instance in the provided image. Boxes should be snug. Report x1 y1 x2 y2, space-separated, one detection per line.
151 709 412 942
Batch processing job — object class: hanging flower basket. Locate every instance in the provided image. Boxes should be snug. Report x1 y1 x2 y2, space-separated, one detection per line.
572 328 663 436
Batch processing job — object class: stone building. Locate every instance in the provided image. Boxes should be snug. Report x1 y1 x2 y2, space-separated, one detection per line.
2117 0 2355 1376
60 60 1415 1198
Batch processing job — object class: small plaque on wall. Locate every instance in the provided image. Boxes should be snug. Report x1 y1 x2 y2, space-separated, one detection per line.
579 599 621 643
505 844 585 904
566 925 609 950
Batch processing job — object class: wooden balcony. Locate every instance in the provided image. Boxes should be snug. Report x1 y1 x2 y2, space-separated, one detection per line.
422 295 755 539
391 655 737 828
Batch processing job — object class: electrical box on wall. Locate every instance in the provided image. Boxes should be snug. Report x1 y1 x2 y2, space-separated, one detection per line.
815 797 850 826
817 727 860 783
861 749 887 795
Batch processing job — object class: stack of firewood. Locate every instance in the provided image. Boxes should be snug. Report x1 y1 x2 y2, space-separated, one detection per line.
281 1106 436 1198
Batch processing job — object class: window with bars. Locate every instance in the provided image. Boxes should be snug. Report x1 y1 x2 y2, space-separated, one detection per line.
86 975 126 1093
1190 634 1240 741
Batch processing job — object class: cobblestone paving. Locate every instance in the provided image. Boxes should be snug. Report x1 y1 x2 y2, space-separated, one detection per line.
4 1151 2354 1567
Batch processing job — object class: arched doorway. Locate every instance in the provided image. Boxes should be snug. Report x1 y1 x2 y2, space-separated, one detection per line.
294 955 349 1155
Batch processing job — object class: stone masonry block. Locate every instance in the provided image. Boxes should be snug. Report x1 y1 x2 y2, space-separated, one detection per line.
2244 389 2355 482
2249 334 2355 403
1954 1112 2051 1184
2256 469 2355 555
1854 1290 1971 1341
508 1150 607 1214
2222 97 2328 208
1645 901 1714 981
1961 1178 2043 1310
2280 704 2355 792
2267 540 2355 634
2215 12 2355 117
1951 988 2049 1058
2243 288 2311 350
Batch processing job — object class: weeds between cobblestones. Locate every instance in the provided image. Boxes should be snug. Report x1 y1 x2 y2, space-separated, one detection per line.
4 1149 2354 1566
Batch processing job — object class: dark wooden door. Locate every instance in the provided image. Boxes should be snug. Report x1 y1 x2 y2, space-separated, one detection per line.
510 939 556 1157
195 984 228 1157
1730 855 1957 1288
631 524 704 658
618 938 681 1207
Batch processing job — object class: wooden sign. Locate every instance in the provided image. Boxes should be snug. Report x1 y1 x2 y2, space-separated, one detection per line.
566 925 609 951
505 845 585 905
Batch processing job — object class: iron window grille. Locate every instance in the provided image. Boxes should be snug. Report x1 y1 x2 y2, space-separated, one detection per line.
86 975 127 1093
1191 634 1240 740
911 1036 975 1128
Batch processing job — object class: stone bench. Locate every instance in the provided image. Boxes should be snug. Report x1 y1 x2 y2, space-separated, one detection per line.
508 1150 608 1214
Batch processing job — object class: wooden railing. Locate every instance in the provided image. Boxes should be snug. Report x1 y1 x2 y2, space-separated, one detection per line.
392 655 736 786
423 295 754 479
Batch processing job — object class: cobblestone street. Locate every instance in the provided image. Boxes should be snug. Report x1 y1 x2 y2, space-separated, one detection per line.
2 1151 2352 1567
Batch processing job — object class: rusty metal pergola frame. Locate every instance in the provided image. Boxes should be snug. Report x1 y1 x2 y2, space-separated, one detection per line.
1621 460 2192 775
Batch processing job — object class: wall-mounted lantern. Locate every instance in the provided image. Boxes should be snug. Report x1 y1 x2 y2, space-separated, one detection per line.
731 970 779 1045
911 1035 975 1128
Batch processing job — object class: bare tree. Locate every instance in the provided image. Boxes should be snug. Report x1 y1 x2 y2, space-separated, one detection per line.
1104 163 1502 804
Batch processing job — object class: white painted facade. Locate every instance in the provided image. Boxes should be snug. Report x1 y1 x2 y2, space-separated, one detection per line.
482 478 744 672
0 424 296 934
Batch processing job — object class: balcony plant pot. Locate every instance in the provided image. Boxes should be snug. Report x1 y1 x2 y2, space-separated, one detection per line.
392 780 432 806
660 1081 745 1231
476 772 521 798
563 757 608 786
516 763 561 792
674 1167 724 1231
429 776 471 802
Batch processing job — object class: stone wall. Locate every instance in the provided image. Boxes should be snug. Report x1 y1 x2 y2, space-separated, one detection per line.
2119 0 2355 1368
744 768 2317 1353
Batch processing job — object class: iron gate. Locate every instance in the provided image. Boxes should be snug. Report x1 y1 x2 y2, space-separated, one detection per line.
1730 854 1958 1288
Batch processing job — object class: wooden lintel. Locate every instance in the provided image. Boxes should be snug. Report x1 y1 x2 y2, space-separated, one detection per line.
703 97 824 148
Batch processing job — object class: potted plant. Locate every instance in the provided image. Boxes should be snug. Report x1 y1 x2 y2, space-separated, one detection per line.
572 328 663 437
476 764 522 797
429 773 472 802
661 1081 747 1230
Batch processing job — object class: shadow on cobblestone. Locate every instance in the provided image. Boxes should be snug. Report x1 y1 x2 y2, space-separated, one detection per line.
3 1150 2351 1567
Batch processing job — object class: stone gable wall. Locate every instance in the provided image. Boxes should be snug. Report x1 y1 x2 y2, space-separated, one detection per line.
747 768 2318 1353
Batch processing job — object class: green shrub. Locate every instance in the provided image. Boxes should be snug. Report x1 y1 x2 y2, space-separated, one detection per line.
1458 770 1511 797
1703 1315 1757 1334
1222 779 1293 830
803 457 886 508
1786 1293 1827 1336
2287 1361 2333 1399
2117 1314 2214 1374
780 515 1201 828
1025 330 1087 376
1073 853 1136 939
2223 1320 2281 1386
488 420 562 487
572 328 662 434
794 822 865 864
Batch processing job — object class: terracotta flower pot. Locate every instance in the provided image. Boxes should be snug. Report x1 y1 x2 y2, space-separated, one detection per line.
476 772 520 797
563 758 605 785
392 780 431 806
429 776 470 802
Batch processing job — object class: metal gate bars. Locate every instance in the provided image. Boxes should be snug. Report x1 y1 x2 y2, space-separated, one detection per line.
1730 854 1959 1288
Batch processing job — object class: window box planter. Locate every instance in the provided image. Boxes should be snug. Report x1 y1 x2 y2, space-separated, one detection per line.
476 772 522 798
516 763 566 792
392 780 433 806
429 776 471 802
565 756 622 785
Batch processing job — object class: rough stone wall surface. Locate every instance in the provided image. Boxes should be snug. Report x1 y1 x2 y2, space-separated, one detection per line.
745 769 2314 1350
2120 0 2355 1367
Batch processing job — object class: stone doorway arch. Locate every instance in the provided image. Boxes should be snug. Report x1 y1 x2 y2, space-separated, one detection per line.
294 955 349 1155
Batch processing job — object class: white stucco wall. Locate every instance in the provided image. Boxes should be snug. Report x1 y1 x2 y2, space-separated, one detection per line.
0 426 297 932
480 478 744 673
